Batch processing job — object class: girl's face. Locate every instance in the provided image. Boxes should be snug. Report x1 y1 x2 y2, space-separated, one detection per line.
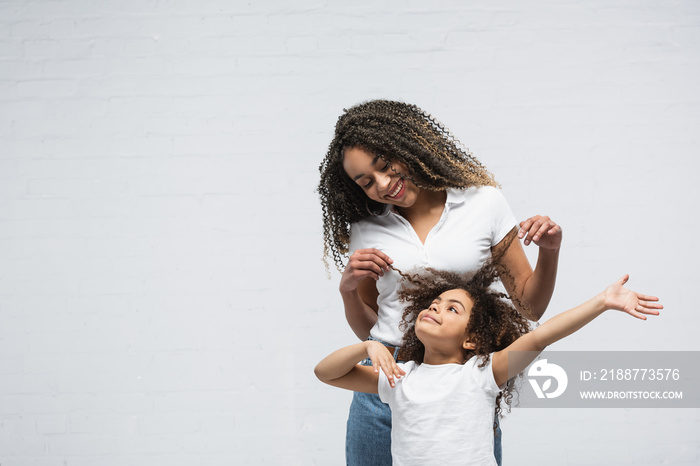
342 146 421 209
415 289 475 352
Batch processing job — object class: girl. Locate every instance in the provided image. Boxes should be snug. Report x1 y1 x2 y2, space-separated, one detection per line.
318 99 562 465
315 264 661 465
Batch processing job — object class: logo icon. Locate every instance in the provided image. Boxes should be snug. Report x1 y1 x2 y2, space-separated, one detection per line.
527 359 568 399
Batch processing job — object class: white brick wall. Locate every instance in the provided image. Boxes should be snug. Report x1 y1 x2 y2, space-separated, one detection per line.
1 0 698 464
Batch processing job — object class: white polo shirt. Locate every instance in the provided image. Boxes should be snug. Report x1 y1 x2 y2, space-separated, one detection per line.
349 186 517 346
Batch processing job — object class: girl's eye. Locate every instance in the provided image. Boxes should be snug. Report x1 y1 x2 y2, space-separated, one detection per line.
379 163 390 172
449 307 458 313
363 179 373 189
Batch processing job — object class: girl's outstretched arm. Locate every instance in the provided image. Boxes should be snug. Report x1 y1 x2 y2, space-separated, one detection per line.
491 274 662 387
315 341 406 393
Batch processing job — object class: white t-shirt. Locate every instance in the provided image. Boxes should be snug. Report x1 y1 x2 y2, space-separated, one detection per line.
349 186 517 346
378 357 501 466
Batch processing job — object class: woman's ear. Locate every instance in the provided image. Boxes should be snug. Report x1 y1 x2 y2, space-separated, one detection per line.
462 340 476 351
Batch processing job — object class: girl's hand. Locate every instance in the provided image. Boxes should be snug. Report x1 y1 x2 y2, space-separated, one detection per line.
365 341 406 388
603 275 663 320
339 248 393 293
519 215 562 250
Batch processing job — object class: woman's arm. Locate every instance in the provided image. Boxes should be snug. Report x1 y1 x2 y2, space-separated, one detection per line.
491 275 662 387
494 216 562 321
314 341 406 393
341 277 379 340
340 248 393 340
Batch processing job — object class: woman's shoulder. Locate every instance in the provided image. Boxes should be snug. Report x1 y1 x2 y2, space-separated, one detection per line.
350 209 398 232
446 185 505 204
348 213 401 250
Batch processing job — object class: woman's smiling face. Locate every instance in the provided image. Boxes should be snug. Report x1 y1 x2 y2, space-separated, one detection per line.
342 146 421 209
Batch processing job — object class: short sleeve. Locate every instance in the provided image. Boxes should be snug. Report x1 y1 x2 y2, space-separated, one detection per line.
377 367 392 404
487 188 517 246
466 356 501 396
378 362 413 404
348 222 365 256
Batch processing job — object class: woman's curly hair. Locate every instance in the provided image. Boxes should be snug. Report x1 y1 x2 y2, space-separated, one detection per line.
318 99 499 272
395 257 532 419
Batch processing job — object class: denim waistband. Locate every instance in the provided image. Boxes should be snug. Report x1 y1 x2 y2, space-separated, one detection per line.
367 335 403 361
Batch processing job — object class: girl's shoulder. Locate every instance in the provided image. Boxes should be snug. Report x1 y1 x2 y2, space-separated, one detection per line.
463 353 496 370
397 360 418 373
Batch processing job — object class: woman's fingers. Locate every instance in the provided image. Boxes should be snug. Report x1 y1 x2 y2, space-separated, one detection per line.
532 220 556 243
350 249 393 272
548 224 562 236
520 215 545 245
360 248 393 266
344 249 395 284
519 215 562 247
352 259 385 277
518 217 537 238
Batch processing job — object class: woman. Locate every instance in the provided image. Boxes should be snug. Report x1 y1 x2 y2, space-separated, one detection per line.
318 99 562 466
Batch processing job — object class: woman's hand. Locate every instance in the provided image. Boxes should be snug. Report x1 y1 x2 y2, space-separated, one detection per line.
365 341 405 388
339 248 393 293
519 215 562 250
603 275 663 320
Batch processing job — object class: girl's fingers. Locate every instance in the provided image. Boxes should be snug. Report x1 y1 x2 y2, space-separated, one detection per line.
639 300 663 309
638 294 660 302
637 305 661 315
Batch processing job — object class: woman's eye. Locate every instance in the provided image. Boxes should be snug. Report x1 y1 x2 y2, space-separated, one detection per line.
363 180 373 189
449 307 458 313
379 163 390 172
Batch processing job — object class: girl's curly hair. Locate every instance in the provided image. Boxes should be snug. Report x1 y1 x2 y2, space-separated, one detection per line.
318 99 499 272
395 256 532 420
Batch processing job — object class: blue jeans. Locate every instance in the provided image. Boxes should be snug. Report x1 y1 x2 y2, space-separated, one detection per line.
345 340 503 465
346 390 393 466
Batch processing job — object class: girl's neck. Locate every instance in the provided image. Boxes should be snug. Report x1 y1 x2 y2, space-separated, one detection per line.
422 347 466 366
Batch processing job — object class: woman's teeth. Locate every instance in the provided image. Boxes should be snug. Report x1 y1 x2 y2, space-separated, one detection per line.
388 179 403 198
